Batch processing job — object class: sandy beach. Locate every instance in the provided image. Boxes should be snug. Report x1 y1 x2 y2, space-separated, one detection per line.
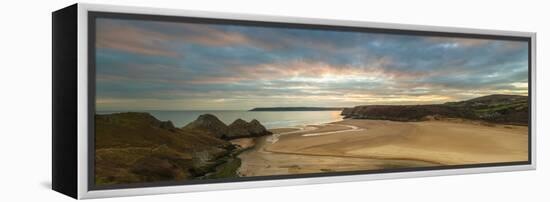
238 119 528 177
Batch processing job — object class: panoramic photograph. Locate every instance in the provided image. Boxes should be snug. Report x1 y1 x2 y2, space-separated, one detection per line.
93 18 529 186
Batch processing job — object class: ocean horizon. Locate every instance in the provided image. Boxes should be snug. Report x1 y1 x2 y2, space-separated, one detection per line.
97 110 344 129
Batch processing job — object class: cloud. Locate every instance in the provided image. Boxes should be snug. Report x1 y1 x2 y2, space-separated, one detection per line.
96 19 262 57
425 37 492 47
94 18 530 110
184 58 429 85
96 19 179 57
158 22 253 46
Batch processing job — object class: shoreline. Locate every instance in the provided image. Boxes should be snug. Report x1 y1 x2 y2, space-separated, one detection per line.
97 110 345 129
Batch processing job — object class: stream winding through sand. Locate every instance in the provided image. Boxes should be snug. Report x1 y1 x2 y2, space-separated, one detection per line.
237 123 439 177
266 123 364 143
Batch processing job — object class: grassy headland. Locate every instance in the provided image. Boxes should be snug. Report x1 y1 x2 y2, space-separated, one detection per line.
341 94 528 125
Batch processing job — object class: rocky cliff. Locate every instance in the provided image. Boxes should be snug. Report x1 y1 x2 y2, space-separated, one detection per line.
183 114 272 140
182 114 228 138
226 119 272 139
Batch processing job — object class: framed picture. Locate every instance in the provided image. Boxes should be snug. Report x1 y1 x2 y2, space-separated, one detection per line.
52 3 536 199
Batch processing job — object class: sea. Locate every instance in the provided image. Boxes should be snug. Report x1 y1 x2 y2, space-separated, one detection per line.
97 110 344 129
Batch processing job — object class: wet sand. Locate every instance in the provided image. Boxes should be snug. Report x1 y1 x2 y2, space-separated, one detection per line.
238 119 528 177
230 138 256 150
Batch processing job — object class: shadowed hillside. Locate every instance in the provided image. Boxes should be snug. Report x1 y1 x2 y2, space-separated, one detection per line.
95 113 236 185
341 94 528 125
95 112 273 185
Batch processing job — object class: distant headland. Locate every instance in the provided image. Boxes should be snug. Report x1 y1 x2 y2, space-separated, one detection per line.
249 107 344 111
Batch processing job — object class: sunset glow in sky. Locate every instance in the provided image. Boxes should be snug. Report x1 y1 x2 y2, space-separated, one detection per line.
95 18 529 111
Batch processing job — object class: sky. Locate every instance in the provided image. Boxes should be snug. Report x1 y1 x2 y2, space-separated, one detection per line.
95 18 529 111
